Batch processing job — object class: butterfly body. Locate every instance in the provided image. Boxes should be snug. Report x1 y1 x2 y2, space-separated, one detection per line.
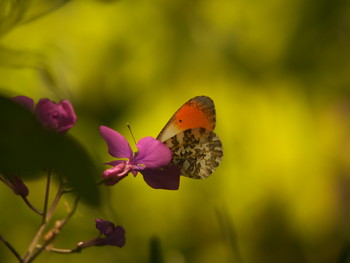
157 96 223 179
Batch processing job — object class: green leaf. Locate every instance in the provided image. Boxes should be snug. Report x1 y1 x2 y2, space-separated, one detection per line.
0 96 100 205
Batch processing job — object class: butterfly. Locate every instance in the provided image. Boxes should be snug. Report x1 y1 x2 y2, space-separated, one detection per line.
156 96 223 179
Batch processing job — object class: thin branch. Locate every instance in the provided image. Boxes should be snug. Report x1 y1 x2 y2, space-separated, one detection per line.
28 196 80 263
36 245 81 254
22 176 64 263
22 220 46 263
46 177 64 220
42 170 52 224
0 234 22 262
21 196 43 216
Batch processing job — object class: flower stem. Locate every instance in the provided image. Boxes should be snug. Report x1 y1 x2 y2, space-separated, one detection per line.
1 173 42 215
0 234 22 262
42 170 51 224
46 178 64 220
22 223 46 263
28 195 80 262
22 175 64 263
35 245 81 254
21 196 43 216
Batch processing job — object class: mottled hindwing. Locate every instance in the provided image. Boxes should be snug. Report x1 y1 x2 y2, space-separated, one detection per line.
164 128 223 179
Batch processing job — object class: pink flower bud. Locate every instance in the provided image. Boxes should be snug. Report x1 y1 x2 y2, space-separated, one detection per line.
35 99 77 133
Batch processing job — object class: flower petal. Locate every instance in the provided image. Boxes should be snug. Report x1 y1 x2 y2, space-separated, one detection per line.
141 165 181 190
12 96 35 112
99 126 132 159
35 98 77 133
102 162 128 178
78 221 125 249
133 137 171 169
57 99 77 132
103 175 127 186
10 175 29 196
1 175 29 196
102 226 126 247
102 162 130 186
92 225 125 247
95 219 115 235
105 160 125 166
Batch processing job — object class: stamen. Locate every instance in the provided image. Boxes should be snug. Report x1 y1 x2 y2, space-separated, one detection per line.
127 123 137 147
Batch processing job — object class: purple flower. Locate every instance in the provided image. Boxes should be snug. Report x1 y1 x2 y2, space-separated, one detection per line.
77 219 125 248
12 96 77 133
100 126 180 190
0 174 29 197
94 219 125 247
35 98 77 133
96 218 116 235
12 96 35 112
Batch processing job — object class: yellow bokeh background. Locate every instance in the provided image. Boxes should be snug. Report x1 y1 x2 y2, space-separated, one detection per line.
1 0 350 262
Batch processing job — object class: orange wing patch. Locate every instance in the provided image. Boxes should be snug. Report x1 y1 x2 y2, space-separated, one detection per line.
175 102 214 131
157 96 216 142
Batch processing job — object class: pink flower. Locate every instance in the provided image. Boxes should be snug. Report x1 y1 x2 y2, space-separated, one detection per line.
100 126 180 190
35 99 77 133
12 96 77 133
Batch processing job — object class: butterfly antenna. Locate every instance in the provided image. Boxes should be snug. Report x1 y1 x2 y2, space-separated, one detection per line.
127 123 137 146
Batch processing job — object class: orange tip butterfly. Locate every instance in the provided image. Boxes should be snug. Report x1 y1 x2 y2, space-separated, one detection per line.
157 96 223 179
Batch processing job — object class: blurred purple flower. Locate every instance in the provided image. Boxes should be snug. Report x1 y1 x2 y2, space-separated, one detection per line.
77 219 125 248
12 96 35 112
94 219 125 247
96 218 115 235
35 98 77 133
0 174 29 197
100 126 180 190
12 96 77 133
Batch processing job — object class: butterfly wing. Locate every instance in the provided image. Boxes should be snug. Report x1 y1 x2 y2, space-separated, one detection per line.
157 96 216 142
163 128 223 179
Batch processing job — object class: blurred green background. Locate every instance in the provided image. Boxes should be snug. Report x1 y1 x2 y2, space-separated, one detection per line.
1 0 350 262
